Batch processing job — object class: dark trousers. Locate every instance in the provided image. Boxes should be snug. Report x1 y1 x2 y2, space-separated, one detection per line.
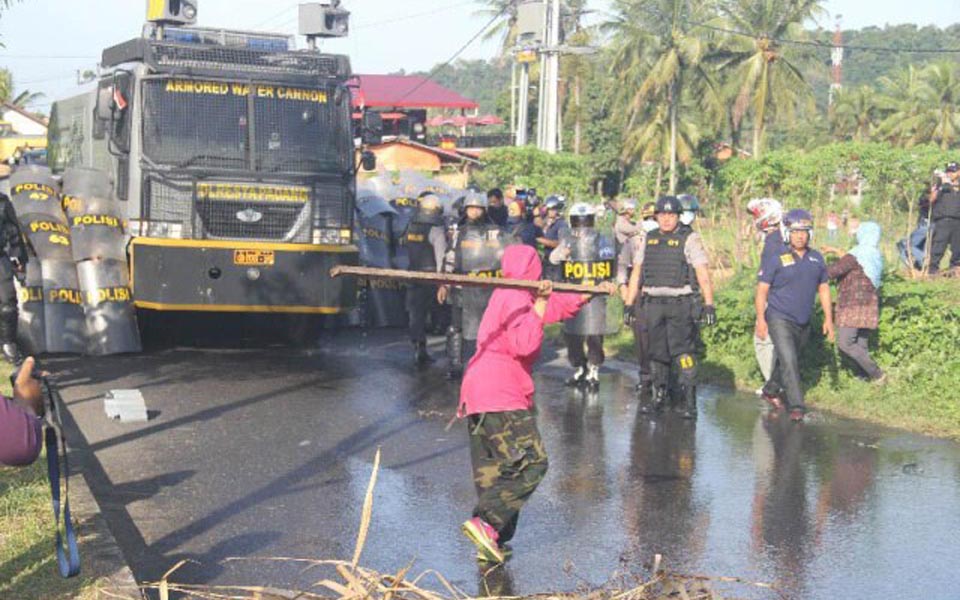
644 297 698 389
837 327 883 380
468 410 548 543
631 300 651 381
763 318 811 411
929 217 960 272
405 284 435 343
564 333 604 368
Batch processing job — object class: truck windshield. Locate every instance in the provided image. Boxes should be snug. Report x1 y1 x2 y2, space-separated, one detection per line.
141 79 347 173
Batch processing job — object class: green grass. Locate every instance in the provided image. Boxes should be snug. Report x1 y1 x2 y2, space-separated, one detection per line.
0 361 103 600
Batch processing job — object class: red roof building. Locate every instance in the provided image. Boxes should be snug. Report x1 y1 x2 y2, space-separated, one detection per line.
350 74 479 110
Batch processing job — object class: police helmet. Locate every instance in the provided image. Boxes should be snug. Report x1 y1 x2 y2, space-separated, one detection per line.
641 202 657 220
545 195 565 211
678 194 700 226
655 196 682 215
462 191 488 211
568 202 596 228
784 208 814 231
415 193 444 224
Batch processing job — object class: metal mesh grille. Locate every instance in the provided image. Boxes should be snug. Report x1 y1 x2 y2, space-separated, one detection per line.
143 176 195 237
150 42 344 77
197 195 311 241
314 180 351 229
254 89 343 173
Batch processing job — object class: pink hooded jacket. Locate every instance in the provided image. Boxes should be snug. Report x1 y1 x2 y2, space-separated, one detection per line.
459 245 587 416
0 395 42 467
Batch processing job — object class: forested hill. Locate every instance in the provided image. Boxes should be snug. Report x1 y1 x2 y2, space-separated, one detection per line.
391 59 511 114
813 24 960 89
397 24 960 117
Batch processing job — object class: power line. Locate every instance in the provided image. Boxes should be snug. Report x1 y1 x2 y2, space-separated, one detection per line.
354 0 475 30
392 4 510 104
247 3 298 31
0 54 96 60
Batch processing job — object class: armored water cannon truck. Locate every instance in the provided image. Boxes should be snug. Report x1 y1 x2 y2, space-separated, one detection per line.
48 0 381 316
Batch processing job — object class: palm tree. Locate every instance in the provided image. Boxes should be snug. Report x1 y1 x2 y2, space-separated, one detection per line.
831 85 881 142
605 0 715 193
476 0 521 59
879 62 960 149
622 99 700 195
0 68 44 108
711 0 823 159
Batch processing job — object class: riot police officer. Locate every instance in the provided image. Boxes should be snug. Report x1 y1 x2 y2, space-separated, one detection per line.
929 162 960 274
550 203 616 390
403 193 447 366
625 196 716 419
438 192 505 379
0 191 27 364
541 196 567 281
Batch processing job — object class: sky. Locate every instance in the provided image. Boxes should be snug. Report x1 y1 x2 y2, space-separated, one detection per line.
0 0 953 114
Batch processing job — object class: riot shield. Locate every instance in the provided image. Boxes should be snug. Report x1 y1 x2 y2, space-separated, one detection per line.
9 165 65 220
20 213 74 262
62 168 127 262
562 230 618 336
40 259 86 354
355 204 407 328
77 259 141 355
61 167 113 217
14 257 45 355
457 225 505 340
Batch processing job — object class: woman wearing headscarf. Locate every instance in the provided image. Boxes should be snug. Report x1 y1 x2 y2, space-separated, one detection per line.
822 222 886 383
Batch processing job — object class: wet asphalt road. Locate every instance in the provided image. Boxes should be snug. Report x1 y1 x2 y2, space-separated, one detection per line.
50 329 960 599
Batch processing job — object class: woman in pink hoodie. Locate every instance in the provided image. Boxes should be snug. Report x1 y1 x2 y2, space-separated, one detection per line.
459 244 614 563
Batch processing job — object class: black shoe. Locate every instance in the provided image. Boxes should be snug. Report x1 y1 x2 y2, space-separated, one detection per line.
446 367 463 380
414 341 432 366
565 367 586 387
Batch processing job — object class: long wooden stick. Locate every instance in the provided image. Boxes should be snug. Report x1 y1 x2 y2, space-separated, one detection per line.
330 265 612 296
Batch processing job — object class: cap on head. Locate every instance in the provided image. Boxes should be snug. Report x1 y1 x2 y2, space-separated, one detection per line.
568 202 595 228
784 208 814 231
947 162 960 173
655 196 682 215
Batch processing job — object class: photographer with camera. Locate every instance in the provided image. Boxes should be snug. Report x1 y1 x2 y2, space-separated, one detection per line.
0 357 44 466
928 162 960 274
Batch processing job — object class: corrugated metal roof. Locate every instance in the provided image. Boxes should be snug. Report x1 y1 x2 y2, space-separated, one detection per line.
351 74 478 110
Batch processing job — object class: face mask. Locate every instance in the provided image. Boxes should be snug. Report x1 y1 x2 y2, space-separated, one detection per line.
680 211 696 226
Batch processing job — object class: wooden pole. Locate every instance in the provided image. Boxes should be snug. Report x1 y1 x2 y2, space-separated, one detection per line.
330 266 612 296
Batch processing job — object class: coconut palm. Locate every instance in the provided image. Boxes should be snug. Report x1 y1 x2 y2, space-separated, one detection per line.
476 0 521 59
711 0 823 159
879 62 960 149
831 85 881 142
605 0 716 193
622 99 700 195
0 68 44 108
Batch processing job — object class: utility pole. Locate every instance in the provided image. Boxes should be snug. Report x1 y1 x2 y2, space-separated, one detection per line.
542 0 561 154
514 0 547 147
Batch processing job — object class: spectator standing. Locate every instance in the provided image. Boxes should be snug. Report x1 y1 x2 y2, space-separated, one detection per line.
487 188 508 227
756 209 835 422
822 222 886 382
929 162 960 274
826 212 840 241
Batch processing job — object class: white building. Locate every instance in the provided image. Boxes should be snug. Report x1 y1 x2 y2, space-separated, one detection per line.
0 103 48 136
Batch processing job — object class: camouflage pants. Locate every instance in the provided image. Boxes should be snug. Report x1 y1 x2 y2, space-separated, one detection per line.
468 410 548 543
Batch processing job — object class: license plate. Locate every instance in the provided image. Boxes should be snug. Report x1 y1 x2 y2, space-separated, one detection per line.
233 249 275 266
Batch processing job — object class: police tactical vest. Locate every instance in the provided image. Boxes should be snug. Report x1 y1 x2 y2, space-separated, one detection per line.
642 228 691 289
404 221 437 273
933 187 960 220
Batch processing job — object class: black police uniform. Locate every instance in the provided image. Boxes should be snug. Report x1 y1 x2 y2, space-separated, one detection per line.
0 192 27 363
641 226 700 418
445 216 502 377
929 181 960 273
403 204 445 365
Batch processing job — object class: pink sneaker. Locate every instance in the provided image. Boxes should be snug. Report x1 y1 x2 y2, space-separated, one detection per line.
461 517 505 563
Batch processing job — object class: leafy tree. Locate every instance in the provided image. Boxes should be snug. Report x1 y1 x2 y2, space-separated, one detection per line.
712 0 823 159
878 62 960 150
831 85 881 141
0 68 44 108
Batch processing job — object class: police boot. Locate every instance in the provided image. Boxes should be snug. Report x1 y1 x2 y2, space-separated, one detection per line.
413 340 432 366
446 327 464 379
0 309 21 365
652 385 669 413
681 385 697 420
585 364 600 390
565 366 586 387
